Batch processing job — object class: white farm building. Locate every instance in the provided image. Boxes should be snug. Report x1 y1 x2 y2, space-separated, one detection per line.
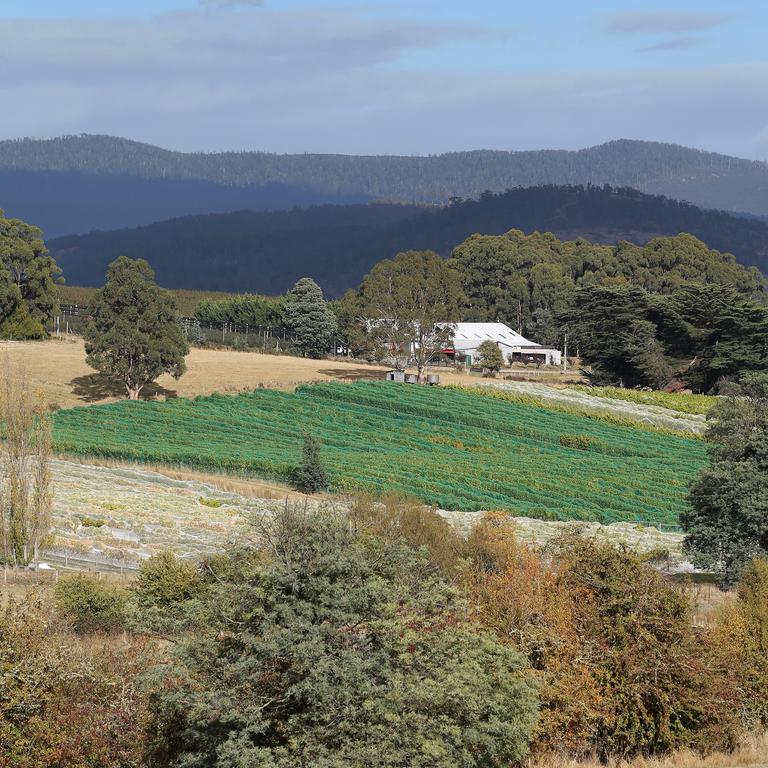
445 322 562 367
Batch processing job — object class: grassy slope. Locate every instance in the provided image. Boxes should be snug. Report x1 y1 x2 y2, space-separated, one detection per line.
52 381 706 524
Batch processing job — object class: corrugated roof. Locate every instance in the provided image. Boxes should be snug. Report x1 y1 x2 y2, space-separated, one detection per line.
451 322 537 347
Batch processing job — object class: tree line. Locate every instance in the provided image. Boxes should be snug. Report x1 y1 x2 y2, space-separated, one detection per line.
48 185 768 295
5 134 768 214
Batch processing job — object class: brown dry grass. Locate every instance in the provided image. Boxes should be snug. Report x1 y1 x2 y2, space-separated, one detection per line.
530 733 768 768
3 337 579 409
60 453 317 501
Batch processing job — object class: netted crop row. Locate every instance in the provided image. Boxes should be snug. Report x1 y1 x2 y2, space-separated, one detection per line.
52 382 708 524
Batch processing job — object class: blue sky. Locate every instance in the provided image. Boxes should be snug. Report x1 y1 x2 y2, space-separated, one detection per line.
1 1 766 158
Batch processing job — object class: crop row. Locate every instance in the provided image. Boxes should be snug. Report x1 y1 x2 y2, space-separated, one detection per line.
52 382 708 524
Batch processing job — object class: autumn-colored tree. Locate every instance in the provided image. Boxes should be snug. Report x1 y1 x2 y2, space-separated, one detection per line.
467 516 740 759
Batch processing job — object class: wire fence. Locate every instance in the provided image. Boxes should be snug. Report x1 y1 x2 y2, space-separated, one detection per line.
51 304 349 355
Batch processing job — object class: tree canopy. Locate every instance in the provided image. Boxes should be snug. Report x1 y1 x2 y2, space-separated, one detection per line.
560 283 768 391
144 507 539 767
354 250 463 381
683 374 768 586
84 256 189 400
450 229 764 345
282 277 337 358
0 209 61 338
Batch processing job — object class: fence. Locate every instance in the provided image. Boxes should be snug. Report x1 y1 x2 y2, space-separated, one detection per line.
51 304 349 355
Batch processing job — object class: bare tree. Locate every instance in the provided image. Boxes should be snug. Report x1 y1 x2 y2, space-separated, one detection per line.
0 359 53 568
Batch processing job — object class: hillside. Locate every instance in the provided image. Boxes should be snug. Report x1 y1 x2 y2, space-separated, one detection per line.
2 135 768 235
0 169 371 238
49 185 768 296
52 381 705 523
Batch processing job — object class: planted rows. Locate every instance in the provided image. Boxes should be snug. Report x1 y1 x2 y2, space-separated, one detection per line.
52 382 707 523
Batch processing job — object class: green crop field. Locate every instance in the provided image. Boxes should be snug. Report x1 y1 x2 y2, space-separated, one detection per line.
52 382 707 524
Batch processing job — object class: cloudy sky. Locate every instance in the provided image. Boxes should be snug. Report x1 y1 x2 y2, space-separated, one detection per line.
1 0 766 158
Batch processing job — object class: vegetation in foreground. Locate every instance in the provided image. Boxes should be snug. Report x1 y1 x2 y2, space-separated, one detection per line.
51 381 706 523
2 500 767 767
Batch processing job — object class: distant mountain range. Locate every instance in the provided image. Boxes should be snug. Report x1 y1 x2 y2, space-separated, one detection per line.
2 135 768 236
49 185 768 297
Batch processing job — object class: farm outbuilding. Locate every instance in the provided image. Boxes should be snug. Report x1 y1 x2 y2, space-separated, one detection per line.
444 322 562 367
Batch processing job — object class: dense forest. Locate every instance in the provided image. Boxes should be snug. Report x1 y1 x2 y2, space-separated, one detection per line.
0 169 371 237
2 134 768 219
49 185 768 296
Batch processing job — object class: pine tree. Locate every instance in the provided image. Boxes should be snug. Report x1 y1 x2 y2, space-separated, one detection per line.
292 435 328 494
283 278 337 359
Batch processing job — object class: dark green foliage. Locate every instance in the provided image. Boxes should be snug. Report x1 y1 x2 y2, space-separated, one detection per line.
0 301 45 340
452 229 763 347
476 339 506 373
0 209 61 335
282 277 337 358
143 507 539 767
683 374 768 587
48 186 768 297
562 283 768 391
194 293 284 326
84 256 189 399
53 574 129 634
292 434 328 494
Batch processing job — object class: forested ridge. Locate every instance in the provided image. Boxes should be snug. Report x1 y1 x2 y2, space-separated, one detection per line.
3 134 768 216
49 185 768 296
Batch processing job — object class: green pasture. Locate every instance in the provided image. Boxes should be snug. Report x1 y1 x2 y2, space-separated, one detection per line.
52 381 707 524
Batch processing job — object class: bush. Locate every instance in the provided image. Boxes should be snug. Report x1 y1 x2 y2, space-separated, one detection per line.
133 550 203 609
476 339 505 374
711 557 768 730
144 507 539 767
559 433 591 450
349 491 467 576
54 574 129 633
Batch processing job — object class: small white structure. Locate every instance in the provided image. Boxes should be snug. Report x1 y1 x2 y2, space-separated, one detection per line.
446 322 561 367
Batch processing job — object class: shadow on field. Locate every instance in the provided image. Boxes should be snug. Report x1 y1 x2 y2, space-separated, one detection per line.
317 367 383 382
70 373 178 403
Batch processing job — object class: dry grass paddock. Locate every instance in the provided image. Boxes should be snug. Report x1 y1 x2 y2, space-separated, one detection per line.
529 733 768 768
1 338 394 408
2 337 578 409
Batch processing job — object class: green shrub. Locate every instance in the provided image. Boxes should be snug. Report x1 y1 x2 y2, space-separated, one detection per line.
559 433 591 450
80 516 106 528
0 302 45 340
54 574 129 633
198 496 224 508
133 551 203 609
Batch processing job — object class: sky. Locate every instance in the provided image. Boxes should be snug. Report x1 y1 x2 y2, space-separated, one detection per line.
1 0 767 159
